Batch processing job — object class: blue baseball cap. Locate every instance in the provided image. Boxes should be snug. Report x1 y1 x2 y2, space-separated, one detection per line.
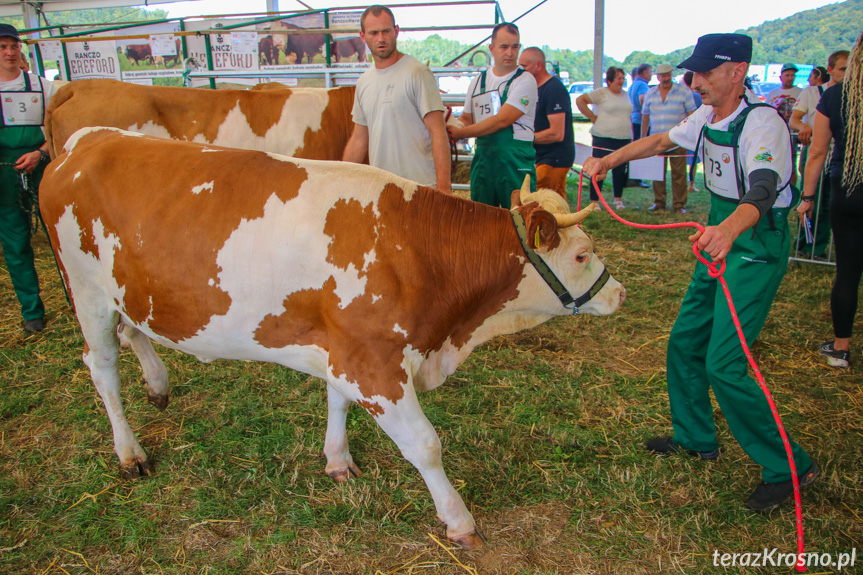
0 24 21 42
677 33 752 72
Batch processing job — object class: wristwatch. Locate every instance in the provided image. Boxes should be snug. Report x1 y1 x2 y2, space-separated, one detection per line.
38 149 49 162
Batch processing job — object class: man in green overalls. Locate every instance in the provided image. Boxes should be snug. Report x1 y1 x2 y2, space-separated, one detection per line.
0 24 54 333
448 22 537 208
583 33 818 513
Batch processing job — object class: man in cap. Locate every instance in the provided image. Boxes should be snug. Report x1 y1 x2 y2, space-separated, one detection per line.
518 46 574 199
766 64 802 184
343 5 451 194
640 64 697 213
0 24 56 333
448 22 537 208
583 33 818 512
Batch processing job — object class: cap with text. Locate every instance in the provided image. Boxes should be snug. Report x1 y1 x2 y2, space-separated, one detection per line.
677 33 752 73
781 63 799 73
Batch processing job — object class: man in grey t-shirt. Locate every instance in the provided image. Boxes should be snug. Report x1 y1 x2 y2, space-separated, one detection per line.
342 4 451 193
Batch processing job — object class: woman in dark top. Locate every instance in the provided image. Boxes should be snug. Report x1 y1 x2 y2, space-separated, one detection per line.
797 32 863 368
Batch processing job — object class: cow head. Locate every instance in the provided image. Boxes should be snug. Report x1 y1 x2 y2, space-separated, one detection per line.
510 177 625 316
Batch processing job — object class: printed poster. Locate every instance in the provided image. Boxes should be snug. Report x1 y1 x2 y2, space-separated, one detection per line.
329 11 367 66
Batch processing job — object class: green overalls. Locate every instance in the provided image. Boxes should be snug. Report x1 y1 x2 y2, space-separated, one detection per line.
0 72 47 322
666 104 812 483
469 68 536 208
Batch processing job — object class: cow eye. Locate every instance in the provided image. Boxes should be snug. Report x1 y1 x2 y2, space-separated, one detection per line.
575 252 589 263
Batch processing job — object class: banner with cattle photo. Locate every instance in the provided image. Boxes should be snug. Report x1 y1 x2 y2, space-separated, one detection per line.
116 22 184 85
329 11 367 67
184 18 261 88
257 12 327 72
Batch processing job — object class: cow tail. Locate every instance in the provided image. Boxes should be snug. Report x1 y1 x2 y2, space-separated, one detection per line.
44 83 75 159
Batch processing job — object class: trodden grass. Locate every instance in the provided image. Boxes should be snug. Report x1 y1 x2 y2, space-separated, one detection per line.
0 178 861 574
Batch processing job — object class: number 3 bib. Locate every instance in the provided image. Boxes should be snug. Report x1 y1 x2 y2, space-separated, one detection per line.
1 73 45 127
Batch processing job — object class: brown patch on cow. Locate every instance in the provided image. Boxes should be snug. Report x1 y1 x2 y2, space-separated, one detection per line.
357 399 384 417
45 80 355 161
293 87 356 161
324 197 377 272
237 90 292 138
256 183 526 403
39 130 307 343
254 278 332 351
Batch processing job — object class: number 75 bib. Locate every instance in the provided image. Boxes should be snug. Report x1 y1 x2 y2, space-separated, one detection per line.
472 90 501 123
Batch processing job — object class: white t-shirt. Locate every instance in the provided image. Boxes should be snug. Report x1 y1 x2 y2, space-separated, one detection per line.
585 87 632 140
669 100 793 208
792 85 823 130
765 85 802 123
352 54 445 186
464 67 537 142
0 71 56 131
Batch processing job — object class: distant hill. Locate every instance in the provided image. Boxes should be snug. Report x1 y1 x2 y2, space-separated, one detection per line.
402 0 861 81
655 0 862 70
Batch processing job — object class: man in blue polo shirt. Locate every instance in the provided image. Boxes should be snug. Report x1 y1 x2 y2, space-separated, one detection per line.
629 63 653 187
641 64 696 212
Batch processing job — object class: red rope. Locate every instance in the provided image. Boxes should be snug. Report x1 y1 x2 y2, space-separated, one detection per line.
580 173 806 572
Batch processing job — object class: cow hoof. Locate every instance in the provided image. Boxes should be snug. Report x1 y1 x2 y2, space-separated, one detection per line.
146 387 169 411
119 459 154 480
449 527 487 550
326 463 362 483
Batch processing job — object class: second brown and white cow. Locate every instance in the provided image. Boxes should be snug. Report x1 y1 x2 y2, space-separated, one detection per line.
44 80 356 161
39 128 625 548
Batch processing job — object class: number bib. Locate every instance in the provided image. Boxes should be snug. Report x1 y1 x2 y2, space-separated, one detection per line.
472 90 501 123
1 91 45 127
702 135 740 200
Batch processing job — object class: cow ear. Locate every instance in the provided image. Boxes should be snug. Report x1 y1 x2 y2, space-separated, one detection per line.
510 188 522 209
526 208 561 252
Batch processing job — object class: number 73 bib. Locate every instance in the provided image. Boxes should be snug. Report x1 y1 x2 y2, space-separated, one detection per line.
702 135 741 200
1 91 45 127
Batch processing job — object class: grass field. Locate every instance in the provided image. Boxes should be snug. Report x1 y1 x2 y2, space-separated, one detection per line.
0 161 860 574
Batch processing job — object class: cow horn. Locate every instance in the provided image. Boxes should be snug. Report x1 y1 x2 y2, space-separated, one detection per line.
553 203 597 228
519 175 532 204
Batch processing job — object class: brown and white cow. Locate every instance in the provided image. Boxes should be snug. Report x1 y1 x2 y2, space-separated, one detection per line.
44 80 356 161
39 128 624 548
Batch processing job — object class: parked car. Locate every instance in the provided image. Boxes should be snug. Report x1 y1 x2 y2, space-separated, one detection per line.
568 82 594 120
750 82 781 103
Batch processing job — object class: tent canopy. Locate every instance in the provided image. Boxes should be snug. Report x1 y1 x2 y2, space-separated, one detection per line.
0 1 195 18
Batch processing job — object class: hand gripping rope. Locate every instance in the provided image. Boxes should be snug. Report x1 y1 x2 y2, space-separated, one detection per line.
579 173 807 572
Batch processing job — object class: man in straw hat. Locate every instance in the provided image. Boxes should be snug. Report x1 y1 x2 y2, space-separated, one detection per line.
583 33 819 512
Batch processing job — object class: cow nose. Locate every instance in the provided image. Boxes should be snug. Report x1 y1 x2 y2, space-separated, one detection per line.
619 287 626 306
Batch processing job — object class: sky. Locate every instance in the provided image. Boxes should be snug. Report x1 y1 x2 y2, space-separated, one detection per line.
155 0 842 60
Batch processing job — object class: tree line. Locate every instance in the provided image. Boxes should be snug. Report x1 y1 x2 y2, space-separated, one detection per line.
3 0 859 82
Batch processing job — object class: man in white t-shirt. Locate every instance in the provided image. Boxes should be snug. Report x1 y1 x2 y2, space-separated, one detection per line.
0 24 55 334
342 4 450 193
448 22 537 208
766 64 803 184
787 50 848 257
583 33 818 514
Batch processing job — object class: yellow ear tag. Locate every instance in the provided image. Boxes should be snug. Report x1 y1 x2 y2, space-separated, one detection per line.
534 226 541 249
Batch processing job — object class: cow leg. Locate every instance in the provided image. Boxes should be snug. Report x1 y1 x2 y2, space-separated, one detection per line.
353 383 484 549
120 320 170 411
323 384 361 482
80 309 152 479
